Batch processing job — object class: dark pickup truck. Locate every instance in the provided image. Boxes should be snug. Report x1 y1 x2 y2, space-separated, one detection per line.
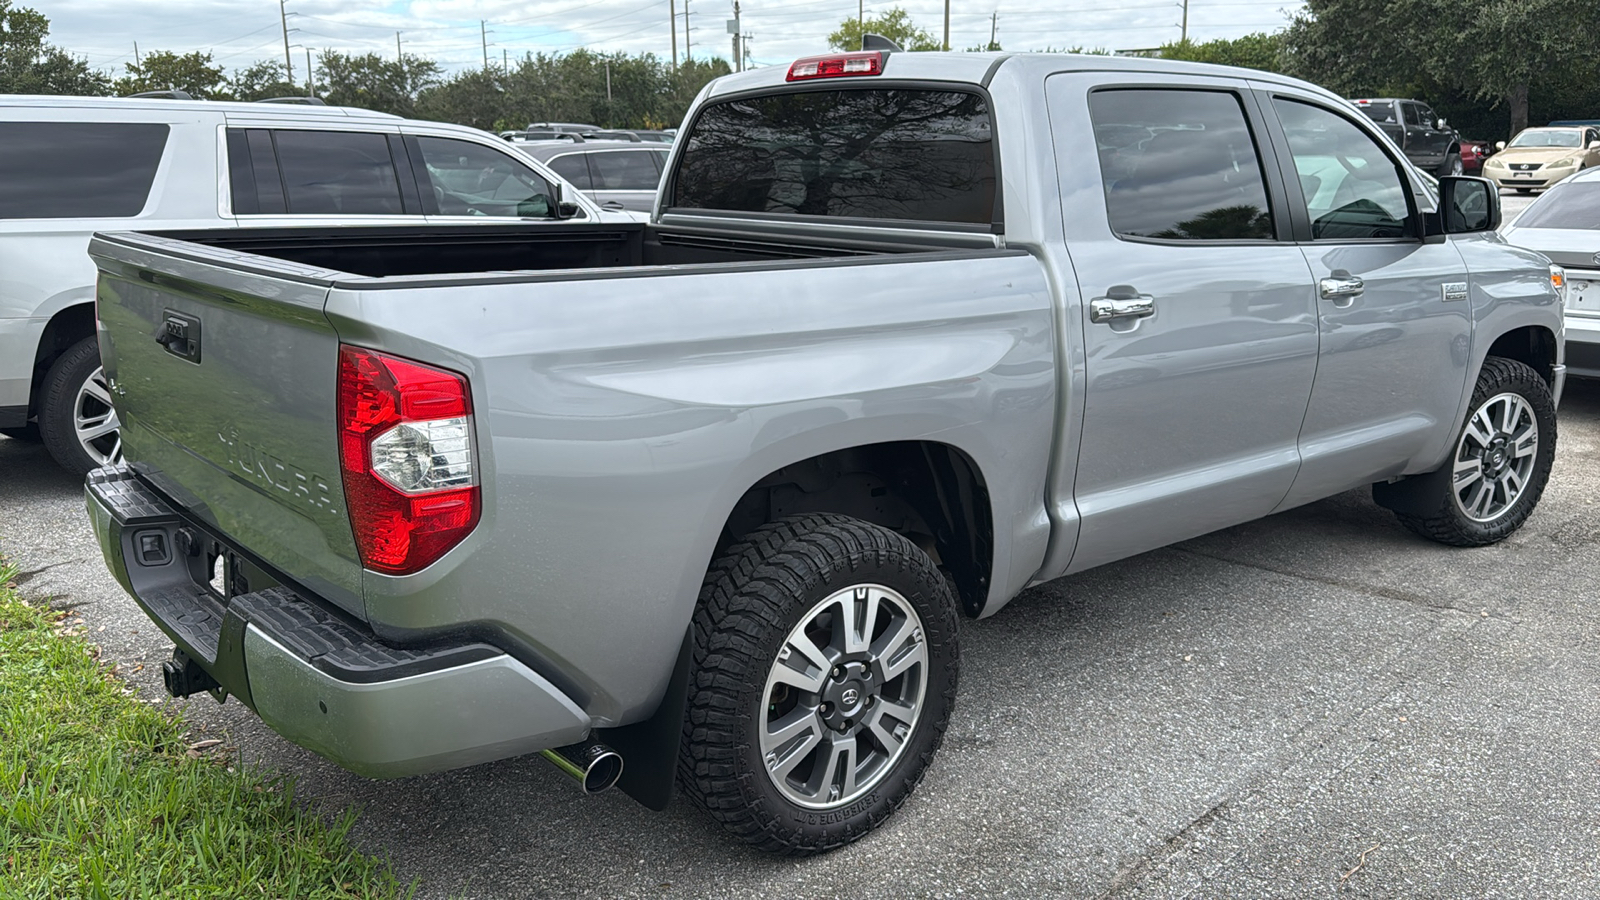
1354 97 1463 176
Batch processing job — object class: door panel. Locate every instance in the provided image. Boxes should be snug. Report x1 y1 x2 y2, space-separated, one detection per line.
1265 94 1472 508
1045 76 1320 574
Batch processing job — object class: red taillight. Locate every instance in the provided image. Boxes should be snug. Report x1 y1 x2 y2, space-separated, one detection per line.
786 51 884 82
337 345 480 575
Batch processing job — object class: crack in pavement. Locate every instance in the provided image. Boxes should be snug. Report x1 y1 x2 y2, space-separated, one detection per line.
1098 798 1232 899
1169 546 1484 617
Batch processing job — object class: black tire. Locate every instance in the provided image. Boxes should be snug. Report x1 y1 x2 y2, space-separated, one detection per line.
1438 152 1463 177
681 513 959 855
38 336 117 477
0 423 40 442
1384 357 1555 546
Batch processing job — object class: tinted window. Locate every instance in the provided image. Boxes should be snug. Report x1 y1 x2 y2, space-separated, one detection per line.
416 137 558 218
1273 98 1415 240
273 130 403 215
1358 104 1396 124
589 150 662 190
0 122 168 219
1088 89 1274 240
547 154 593 190
1401 103 1423 127
675 89 996 224
1513 182 1600 230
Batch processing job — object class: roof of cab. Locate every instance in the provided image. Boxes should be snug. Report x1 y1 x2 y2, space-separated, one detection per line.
701 51 1339 104
0 93 403 120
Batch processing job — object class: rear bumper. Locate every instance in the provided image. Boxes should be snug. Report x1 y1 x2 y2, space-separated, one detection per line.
86 465 590 778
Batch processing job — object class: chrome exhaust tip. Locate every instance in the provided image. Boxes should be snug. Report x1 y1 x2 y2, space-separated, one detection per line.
540 740 624 794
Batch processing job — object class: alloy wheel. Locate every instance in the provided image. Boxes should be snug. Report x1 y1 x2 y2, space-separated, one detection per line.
1451 391 1536 522
74 366 122 467
758 583 928 809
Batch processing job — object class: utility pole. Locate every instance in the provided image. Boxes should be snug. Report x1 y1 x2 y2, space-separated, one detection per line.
305 47 314 96
605 60 612 101
858 0 863 45
1180 0 1188 42
503 48 508 71
133 41 141 68
989 10 996 50
669 0 678 68
729 0 742 73
280 0 294 85
684 0 691 62
481 20 490 70
943 0 950 50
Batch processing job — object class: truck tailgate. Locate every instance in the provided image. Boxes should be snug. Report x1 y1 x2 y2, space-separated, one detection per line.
90 232 363 617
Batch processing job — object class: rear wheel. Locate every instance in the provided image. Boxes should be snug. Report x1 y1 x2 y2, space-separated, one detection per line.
38 336 121 476
1385 357 1555 546
1439 152 1463 177
681 513 959 855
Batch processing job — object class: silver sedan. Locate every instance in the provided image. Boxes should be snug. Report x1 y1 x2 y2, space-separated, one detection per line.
1502 166 1600 376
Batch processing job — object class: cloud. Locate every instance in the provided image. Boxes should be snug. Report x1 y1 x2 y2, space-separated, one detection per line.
39 0 1303 77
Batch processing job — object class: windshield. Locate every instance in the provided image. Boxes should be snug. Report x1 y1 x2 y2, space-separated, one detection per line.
1512 182 1600 229
1508 129 1583 149
673 88 996 225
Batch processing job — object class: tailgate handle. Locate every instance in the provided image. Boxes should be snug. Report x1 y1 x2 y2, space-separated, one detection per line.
156 310 202 363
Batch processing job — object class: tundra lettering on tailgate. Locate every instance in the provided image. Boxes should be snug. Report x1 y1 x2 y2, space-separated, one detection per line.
218 424 339 514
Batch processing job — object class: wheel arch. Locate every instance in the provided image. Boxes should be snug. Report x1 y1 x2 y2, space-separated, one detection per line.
24 302 97 419
1483 324 1558 388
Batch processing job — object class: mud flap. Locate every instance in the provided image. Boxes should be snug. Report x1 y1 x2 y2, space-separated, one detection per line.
596 628 692 812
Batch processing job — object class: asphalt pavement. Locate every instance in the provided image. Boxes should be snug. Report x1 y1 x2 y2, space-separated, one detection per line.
5 361 1600 898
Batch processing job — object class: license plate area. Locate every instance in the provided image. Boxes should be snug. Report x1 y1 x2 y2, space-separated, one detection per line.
1569 276 1600 313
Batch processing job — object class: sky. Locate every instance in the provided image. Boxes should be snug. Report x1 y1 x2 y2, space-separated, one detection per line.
37 0 1306 79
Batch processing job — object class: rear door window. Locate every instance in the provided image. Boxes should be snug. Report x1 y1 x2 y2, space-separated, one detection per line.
588 150 663 190
547 154 593 190
1511 183 1600 229
272 130 405 215
0 122 169 219
673 88 996 225
415 136 559 218
1087 88 1275 240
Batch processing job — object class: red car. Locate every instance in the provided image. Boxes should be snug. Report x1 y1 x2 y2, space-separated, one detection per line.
1460 139 1493 174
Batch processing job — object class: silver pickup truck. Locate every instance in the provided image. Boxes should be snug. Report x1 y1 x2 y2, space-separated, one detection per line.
86 50 1566 854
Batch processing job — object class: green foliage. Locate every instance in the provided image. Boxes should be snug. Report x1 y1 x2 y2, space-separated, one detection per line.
1284 0 1600 136
1158 32 1286 72
0 566 409 898
116 50 228 99
229 59 303 102
0 0 108 95
318 50 441 117
827 8 943 52
416 51 731 132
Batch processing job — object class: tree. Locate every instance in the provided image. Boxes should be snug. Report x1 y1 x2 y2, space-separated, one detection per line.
1159 32 1285 73
116 50 228 99
230 59 302 102
318 51 439 116
827 8 942 52
0 0 108 95
1284 0 1600 137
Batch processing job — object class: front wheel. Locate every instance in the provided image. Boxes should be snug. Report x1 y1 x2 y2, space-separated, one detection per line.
1439 152 1464 177
1381 357 1555 546
681 513 959 855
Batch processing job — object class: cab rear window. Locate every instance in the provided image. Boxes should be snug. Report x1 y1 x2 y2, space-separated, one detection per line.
672 88 996 225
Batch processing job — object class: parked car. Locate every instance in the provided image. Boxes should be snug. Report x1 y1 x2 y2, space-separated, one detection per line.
514 139 670 212
527 120 601 133
0 95 628 475
1482 126 1600 192
1460 138 1494 174
1501 167 1600 375
87 50 1564 856
1352 97 1464 175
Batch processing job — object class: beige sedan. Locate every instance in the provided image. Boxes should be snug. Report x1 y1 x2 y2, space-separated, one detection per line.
1482 125 1600 192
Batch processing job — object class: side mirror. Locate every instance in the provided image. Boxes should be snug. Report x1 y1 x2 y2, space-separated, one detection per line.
1589 140 1600 150
1495 140 1507 150
549 182 577 220
1436 118 1448 130
1436 176 1500 235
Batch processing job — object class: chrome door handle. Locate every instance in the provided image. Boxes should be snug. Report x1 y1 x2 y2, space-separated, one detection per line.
1319 275 1365 300
1089 295 1156 323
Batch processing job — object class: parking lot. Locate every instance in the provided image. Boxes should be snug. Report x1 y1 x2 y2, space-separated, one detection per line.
4 353 1598 898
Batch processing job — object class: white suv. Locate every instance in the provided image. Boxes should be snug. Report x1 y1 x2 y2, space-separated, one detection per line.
0 94 628 474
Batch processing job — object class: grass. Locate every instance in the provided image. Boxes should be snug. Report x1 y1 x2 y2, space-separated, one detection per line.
0 562 411 899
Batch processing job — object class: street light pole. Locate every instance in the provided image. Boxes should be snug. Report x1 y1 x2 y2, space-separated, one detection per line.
670 0 678 68
306 46 314 96
1181 0 1188 42
943 0 950 51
